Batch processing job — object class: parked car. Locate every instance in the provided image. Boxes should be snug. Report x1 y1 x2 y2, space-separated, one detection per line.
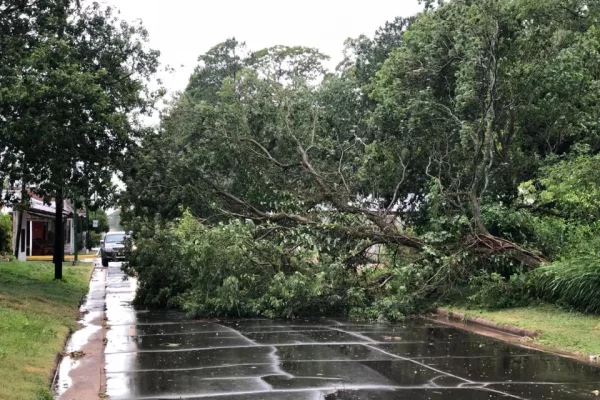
100 231 131 267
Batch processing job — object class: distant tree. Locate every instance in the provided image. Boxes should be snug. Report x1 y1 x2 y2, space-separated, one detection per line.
107 209 122 232
251 45 330 83
338 16 413 87
90 209 110 233
186 38 248 103
86 208 109 248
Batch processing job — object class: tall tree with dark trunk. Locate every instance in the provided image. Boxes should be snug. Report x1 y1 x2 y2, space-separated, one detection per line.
1 1 160 278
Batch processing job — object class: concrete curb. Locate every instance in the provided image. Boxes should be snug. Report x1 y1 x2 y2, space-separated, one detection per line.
434 308 539 338
429 309 600 366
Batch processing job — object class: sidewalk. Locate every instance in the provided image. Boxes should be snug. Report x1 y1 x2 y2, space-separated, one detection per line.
56 266 108 399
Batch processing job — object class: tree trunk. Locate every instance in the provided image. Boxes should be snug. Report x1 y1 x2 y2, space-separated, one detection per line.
470 192 489 235
14 210 23 258
54 193 64 280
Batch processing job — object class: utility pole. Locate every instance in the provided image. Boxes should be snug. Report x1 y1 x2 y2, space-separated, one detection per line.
86 204 91 251
54 190 64 280
14 179 26 259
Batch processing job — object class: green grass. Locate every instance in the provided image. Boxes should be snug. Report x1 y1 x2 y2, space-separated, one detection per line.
0 261 92 400
442 304 600 356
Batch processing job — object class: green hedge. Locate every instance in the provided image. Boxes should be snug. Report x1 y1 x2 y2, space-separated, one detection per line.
0 213 12 254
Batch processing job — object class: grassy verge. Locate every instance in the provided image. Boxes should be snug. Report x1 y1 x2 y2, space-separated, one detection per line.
442 304 600 356
0 261 92 400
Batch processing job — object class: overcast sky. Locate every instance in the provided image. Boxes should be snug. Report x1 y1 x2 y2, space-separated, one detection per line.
97 0 424 95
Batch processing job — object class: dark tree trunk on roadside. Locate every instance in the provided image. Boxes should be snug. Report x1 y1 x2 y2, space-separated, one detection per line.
54 193 64 280
14 184 26 259
14 210 23 258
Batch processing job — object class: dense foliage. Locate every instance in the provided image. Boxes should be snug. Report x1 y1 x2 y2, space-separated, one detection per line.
122 0 600 319
131 211 363 318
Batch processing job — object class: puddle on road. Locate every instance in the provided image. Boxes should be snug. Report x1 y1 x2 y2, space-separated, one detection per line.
66 263 600 400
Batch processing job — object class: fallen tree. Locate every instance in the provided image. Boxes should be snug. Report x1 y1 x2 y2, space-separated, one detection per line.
121 0 600 319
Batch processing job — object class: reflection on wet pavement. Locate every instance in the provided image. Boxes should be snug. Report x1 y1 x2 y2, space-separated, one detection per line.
103 264 600 399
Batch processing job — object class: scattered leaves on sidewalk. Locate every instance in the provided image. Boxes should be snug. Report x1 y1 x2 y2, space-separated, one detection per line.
68 351 86 359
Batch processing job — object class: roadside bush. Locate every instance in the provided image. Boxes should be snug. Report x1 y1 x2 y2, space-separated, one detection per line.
87 231 103 248
0 213 12 255
533 256 600 314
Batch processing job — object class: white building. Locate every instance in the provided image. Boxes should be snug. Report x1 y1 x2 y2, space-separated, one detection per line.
1 191 81 261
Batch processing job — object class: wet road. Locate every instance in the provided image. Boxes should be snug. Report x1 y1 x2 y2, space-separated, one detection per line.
100 264 600 400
